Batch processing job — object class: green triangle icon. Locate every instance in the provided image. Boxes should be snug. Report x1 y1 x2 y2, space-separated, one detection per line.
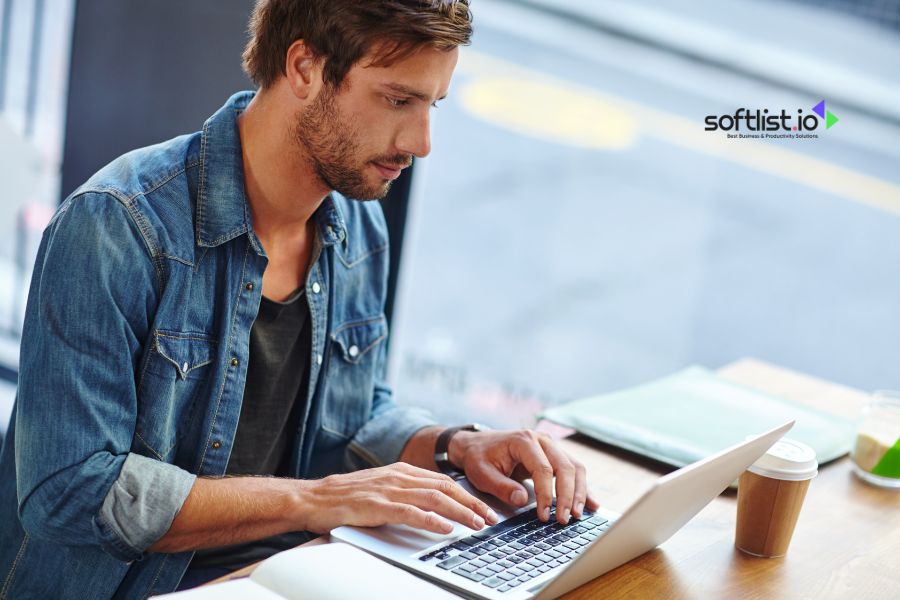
826 111 839 129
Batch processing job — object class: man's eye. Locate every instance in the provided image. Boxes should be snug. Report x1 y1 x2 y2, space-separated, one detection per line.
387 97 409 107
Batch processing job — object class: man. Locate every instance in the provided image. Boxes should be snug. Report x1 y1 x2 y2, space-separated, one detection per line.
0 0 598 596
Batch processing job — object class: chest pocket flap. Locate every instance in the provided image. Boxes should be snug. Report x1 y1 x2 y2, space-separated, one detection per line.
331 316 387 364
154 331 216 379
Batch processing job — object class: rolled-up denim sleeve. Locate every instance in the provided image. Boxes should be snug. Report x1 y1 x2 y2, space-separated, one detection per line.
94 454 196 562
345 337 438 471
15 192 191 562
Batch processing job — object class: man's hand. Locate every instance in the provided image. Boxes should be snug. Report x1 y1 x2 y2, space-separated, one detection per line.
448 430 600 525
299 462 500 535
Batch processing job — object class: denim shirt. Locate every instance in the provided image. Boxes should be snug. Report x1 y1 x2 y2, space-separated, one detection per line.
0 91 436 599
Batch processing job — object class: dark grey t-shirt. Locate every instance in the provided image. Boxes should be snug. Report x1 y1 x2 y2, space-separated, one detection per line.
189 286 314 570
229 287 310 477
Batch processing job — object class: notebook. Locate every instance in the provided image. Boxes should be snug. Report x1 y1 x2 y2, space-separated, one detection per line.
540 366 854 466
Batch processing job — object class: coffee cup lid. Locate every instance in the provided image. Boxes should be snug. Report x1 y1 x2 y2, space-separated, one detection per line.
748 438 818 481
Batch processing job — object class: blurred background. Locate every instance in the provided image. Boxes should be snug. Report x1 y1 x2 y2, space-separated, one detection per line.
1 0 899 438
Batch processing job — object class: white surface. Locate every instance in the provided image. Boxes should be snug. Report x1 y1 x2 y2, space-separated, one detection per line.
153 578 283 599
252 543 459 600
154 544 460 600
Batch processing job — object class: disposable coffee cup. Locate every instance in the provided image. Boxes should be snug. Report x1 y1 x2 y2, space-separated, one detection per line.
735 438 818 558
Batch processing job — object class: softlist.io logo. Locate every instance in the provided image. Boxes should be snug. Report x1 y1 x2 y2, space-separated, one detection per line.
704 100 839 139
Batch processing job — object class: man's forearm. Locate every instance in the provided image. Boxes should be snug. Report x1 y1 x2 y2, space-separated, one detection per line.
151 426 488 554
148 476 309 554
150 462 500 554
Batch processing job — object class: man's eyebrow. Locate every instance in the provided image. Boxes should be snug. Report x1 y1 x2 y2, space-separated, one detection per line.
382 83 448 103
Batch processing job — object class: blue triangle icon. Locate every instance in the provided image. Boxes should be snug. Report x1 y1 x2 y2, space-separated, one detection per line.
812 100 826 119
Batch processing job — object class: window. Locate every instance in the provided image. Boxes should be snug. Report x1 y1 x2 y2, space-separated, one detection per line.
389 1 900 428
0 0 76 434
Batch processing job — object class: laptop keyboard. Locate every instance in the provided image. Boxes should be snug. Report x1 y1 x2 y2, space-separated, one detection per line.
417 504 611 594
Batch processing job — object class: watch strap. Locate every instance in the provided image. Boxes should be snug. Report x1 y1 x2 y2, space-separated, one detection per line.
434 424 482 479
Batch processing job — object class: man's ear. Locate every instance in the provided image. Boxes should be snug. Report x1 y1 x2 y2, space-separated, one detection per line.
284 40 322 100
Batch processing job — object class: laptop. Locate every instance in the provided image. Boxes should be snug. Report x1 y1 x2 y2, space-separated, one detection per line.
332 421 793 600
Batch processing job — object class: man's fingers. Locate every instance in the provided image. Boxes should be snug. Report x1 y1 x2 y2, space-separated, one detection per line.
386 502 455 534
467 462 530 508
585 490 601 512
536 436 577 524
571 461 588 520
510 432 555 521
390 488 487 530
392 471 499 525
436 478 500 525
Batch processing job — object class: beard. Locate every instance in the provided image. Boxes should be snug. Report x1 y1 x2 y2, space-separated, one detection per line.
294 84 410 201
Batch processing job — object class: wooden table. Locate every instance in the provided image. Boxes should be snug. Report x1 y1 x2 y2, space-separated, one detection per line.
214 359 900 598
553 358 899 599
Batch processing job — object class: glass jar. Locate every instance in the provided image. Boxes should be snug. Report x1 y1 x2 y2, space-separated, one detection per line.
851 391 900 488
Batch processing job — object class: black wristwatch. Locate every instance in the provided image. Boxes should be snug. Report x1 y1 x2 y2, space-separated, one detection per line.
434 424 488 480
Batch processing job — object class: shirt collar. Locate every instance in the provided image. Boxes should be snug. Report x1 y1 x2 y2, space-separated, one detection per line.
196 91 255 249
313 194 348 248
195 91 348 250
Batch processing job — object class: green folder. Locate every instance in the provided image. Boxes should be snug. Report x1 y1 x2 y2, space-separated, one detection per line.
540 366 855 467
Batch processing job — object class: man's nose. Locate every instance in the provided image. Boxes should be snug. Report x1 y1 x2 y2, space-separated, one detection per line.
396 111 431 158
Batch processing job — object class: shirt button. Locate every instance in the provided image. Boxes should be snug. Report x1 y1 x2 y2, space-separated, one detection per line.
348 345 359 358
316 354 323 365
230 358 239 367
245 282 254 291
312 282 321 294
181 362 189 372
212 440 221 449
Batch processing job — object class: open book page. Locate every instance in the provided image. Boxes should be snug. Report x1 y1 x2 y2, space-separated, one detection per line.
153 577 285 599
154 542 459 599
250 542 460 600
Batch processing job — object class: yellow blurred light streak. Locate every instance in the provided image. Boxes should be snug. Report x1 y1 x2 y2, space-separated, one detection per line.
457 50 900 216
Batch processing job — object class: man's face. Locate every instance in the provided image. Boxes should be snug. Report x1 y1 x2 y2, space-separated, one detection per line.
293 45 458 200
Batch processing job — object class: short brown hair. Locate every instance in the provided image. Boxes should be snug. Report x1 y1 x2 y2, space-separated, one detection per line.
243 0 473 89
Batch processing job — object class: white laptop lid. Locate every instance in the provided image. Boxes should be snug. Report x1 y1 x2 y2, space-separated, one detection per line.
534 420 793 599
